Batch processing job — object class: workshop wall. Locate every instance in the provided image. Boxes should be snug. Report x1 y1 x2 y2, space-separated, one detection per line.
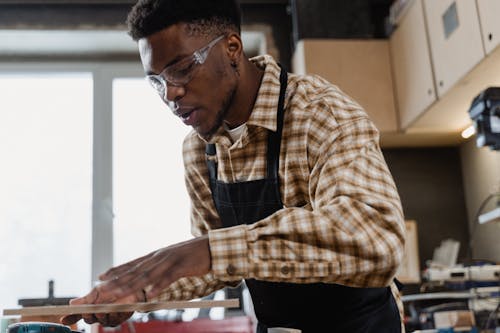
240 3 293 71
382 148 471 270
290 0 393 42
460 139 500 263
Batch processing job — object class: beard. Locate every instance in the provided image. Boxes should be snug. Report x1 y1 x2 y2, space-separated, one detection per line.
198 86 236 141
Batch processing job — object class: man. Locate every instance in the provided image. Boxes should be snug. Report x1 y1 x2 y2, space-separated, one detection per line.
62 0 406 332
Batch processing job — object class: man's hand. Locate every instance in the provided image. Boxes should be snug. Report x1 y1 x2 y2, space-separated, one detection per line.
60 236 211 326
60 289 142 327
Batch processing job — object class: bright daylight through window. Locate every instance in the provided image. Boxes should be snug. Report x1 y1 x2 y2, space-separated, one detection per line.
112 78 192 266
0 74 93 312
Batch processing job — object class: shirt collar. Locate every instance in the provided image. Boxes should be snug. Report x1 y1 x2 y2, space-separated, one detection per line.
202 55 283 144
246 55 283 132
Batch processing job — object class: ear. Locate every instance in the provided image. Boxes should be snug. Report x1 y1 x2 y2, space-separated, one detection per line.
225 33 243 64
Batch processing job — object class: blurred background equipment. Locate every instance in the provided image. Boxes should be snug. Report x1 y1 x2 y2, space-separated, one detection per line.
468 87 500 151
17 280 75 327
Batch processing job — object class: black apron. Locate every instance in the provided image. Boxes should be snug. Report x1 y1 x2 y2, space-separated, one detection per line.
205 68 401 333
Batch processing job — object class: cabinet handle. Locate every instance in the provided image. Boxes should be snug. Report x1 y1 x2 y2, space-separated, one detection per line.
439 80 444 87
489 33 493 41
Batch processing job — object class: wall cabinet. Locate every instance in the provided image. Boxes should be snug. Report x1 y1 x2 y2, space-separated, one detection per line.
406 0 500 134
423 0 484 97
291 1 500 146
292 39 398 133
389 0 436 129
476 0 500 55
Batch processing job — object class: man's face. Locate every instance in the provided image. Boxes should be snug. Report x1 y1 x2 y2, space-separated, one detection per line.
138 23 237 140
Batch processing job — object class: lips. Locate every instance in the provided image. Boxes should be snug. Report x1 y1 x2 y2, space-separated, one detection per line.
176 107 199 126
179 109 194 119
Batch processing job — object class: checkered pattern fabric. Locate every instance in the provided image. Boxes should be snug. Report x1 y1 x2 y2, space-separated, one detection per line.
153 55 405 326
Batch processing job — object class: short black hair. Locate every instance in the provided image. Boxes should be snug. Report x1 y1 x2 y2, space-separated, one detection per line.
127 0 242 41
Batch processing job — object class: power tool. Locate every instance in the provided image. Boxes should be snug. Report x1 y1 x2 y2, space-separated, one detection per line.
7 322 80 333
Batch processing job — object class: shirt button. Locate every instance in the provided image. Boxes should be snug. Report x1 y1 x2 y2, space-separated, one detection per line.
226 264 237 276
280 265 290 275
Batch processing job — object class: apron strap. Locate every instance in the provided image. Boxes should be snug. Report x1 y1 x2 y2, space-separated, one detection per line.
206 143 217 181
206 66 288 182
266 66 288 180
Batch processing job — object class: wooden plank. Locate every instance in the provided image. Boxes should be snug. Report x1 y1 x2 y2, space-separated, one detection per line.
3 299 239 316
395 220 421 284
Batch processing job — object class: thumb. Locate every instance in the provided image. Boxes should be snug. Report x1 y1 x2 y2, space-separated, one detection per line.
60 289 99 325
69 297 87 305
70 287 100 305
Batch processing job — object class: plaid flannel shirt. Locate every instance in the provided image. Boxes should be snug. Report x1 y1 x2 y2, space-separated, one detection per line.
153 55 406 328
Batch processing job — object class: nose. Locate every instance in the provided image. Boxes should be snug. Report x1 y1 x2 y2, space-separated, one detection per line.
164 84 186 103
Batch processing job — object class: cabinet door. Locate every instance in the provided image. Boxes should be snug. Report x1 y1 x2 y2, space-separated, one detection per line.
292 39 398 133
476 0 500 55
423 0 484 97
390 0 436 129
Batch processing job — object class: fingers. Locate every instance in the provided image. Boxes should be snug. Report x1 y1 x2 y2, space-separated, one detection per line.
98 237 210 301
60 286 115 325
88 293 135 326
94 295 138 326
60 291 135 326
98 251 177 300
61 236 211 327
104 312 133 327
59 294 99 325
82 314 99 325
60 312 132 327
60 314 81 326
94 313 107 324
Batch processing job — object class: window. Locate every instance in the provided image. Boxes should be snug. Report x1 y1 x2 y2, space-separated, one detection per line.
112 78 192 265
0 73 93 311
0 65 194 315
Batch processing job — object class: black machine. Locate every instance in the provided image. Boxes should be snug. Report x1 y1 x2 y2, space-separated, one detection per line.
468 87 500 150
